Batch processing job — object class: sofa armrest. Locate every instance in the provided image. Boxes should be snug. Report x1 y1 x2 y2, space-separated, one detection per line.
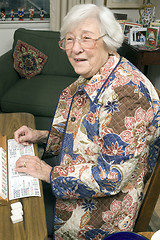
0 50 19 100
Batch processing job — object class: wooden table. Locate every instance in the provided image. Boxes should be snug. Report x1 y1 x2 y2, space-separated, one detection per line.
119 41 160 76
0 113 47 240
138 232 154 239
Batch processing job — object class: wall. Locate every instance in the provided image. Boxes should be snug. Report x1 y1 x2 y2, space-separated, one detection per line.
110 0 160 22
0 20 50 56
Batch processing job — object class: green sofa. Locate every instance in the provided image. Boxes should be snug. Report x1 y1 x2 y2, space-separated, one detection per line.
0 28 78 130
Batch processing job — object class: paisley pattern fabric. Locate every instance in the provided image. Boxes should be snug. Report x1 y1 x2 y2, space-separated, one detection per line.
13 40 48 79
45 55 160 239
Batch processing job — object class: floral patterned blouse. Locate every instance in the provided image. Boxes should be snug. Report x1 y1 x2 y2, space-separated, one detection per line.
45 54 160 240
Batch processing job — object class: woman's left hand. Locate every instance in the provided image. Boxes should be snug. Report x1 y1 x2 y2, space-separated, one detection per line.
15 155 52 183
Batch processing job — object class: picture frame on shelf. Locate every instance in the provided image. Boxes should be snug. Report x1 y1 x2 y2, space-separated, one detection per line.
117 20 128 31
145 27 159 49
129 27 147 45
119 21 125 30
105 0 143 9
123 22 143 39
150 22 160 46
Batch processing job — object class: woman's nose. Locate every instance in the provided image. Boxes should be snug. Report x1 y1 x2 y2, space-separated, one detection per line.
72 39 83 53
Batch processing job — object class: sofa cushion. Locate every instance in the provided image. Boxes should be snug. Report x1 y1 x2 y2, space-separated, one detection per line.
1 74 77 117
13 40 48 79
34 116 53 131
0 50 19 102
13 28 78 78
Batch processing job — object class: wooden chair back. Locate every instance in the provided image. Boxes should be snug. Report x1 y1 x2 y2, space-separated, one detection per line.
134 88 160 232
134 151 160 232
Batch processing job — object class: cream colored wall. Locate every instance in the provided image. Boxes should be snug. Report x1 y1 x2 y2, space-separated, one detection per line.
152 0 160 19
0 20 50 56
111 0 160 23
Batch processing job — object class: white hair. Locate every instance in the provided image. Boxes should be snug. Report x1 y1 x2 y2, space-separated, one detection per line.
60 4 124 51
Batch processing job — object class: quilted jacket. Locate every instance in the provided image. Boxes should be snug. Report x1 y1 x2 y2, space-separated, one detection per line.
45 54 160 239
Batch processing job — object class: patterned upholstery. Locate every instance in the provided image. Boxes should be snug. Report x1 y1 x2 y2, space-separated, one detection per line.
13 40 48 79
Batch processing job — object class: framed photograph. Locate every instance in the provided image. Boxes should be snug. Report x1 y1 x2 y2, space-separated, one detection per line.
150 22 160 46
123 22 143 39
129 27 147 45
119 21 125 30
145 27 159 49
117 20 127 31
106 0 143 9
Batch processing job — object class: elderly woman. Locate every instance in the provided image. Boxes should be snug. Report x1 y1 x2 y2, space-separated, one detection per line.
14 4 160 240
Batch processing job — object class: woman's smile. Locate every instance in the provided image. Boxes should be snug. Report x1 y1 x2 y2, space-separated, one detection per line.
74 57 87 63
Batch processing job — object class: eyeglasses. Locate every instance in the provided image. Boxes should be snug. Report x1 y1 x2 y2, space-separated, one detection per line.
59 33 107 50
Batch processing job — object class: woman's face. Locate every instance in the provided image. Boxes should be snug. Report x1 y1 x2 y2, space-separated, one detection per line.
65 18 109 78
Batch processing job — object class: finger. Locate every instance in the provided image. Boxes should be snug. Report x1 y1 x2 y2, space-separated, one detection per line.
15 162 38 176
14 131 22 144
16 156 39 169
18 134 28 144
15 158 31 172
14 166 28 173
16 156 28 167
15 160 26 169
19 138 29 145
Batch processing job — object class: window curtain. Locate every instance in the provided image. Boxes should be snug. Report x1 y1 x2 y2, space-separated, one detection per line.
50 0 99 31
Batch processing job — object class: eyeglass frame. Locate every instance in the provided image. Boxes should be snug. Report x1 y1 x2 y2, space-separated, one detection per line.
58 33 107 50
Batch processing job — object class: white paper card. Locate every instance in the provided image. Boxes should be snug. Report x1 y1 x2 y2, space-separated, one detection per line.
8 139 41 200
0 147 7 199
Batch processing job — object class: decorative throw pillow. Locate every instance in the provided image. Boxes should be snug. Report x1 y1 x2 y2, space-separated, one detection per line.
13 40 48 79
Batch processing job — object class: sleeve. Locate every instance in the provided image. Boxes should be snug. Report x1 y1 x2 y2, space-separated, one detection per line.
50 84 159 199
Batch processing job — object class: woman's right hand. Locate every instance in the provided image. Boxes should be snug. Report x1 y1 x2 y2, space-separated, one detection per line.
14 125 38 145
14 125 49 145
